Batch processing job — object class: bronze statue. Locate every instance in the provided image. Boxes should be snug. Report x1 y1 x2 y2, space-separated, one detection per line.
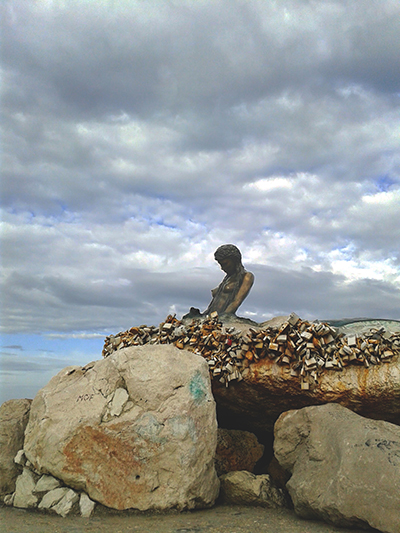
184 244 254 319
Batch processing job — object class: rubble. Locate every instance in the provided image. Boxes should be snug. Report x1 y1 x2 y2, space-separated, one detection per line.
102 312 400 390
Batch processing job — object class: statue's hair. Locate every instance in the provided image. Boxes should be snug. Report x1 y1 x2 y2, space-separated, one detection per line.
214 244 242 263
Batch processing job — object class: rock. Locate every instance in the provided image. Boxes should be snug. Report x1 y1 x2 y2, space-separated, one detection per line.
38 487 69 509
219 470 287 508
274 403 400 533
13 467 38 508
3 493 15 506
266 456 291 490
79 492 96 518
52 488 79 517
0 399 31 496
34 474 61 493
23 345 219 511
108 387 129 418
14 450 26 466
215 428 264 476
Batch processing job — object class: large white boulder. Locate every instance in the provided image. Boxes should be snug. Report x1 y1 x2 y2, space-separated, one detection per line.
274 403 400 533
23 345 219 511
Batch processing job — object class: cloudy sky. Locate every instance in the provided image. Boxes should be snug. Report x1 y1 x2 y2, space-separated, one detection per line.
1 0 400 403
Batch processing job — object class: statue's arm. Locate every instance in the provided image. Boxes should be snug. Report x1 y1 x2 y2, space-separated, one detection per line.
224 272 254 314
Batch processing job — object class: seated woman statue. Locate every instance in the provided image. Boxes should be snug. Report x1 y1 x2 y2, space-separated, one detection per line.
184 244 254 318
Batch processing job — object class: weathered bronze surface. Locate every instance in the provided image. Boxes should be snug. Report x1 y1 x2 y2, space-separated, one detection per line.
184 244 254 319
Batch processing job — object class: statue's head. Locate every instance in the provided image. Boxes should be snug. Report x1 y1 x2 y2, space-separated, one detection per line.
214 244 242 263
214 244 242 274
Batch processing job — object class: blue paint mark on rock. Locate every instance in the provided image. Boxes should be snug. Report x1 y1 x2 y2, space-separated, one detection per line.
189 372 207 404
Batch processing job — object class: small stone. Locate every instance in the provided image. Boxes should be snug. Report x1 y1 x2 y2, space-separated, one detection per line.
38 487 69 509
14 450 26 466
34 474 61 493
109 387 129 417
13 467 38 508
52 488 79 517
219 470 287 508
80 492 96 518
4 493 15 506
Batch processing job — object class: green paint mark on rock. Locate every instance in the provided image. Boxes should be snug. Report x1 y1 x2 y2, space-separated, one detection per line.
189 372 207 404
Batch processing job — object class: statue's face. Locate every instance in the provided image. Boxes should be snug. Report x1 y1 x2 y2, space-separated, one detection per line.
217 257 236 275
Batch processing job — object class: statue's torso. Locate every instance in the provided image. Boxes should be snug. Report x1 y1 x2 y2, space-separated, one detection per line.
206 272 244 314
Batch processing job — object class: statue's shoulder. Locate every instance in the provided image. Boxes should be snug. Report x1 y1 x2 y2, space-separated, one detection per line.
243 271 254 284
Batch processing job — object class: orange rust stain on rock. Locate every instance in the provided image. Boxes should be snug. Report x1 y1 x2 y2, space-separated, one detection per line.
250 359 293 388
356 367 369 398
250 358 274 379
62 425 150 510
334 381 349 394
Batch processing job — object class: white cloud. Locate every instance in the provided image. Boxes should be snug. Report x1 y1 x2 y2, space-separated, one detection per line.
362 189 400 206
1 0 400 343
244 176 294 192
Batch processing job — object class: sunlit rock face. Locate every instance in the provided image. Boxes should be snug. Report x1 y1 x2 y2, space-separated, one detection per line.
211 317 400 434
212 350 400 433
274 403 400 533
23 345 219 511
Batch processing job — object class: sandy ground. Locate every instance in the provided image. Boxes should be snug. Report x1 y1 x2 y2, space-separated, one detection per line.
0 504 379 533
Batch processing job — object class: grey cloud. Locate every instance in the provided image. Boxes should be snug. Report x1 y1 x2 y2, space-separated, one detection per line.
2 257 399 335
2 345 24 350
0 354 74 373
243 265 400 324
1 0 399 340
3 1 400 121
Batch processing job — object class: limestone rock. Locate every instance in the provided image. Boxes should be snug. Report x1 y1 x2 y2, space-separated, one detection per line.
34 474 61 493
4 493 14 506
0 399 31 496
38 487 69 509
23 345 219 511
108 387 129 418
215 428 264 476
52 488 79 517
14 450 26 466
219 470 287 508
79 492 96 518
274 403 400 533
266 456 291 490
13 467 38 508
